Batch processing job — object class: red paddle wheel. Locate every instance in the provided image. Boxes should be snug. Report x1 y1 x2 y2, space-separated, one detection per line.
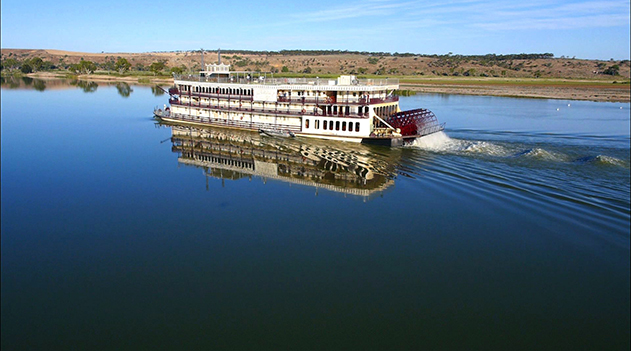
387 108 444 137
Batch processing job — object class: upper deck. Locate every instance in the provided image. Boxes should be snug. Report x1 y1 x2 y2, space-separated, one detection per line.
174 74 399 92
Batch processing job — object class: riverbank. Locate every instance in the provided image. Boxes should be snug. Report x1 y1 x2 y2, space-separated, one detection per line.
26 72 173 84
401 78 630 102
22 72 631 102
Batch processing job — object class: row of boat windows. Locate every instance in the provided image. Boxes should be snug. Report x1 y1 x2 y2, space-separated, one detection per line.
180 85 254 96
305 119 361 132
292 90 370 98
180 85 384 100
181 97 370 116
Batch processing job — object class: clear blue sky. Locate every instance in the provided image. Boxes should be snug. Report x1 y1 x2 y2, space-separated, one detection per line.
1 0 629 60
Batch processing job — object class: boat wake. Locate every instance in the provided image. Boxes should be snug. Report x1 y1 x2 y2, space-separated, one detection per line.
408 131 510 156
511 148 568 162
573 155 627 167
407 131 452 151
407 132 627 167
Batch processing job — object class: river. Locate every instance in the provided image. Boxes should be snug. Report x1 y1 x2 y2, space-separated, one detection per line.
2 77 629 350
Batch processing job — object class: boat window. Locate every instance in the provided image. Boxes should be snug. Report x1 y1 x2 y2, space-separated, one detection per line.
329 121 334 130
315 120 320 129
355 122 360 132
323 120 328 129
335 121 340 131
342 122 346 131
305 119 310 129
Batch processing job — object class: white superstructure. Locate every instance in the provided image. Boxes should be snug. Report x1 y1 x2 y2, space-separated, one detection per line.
155 56 443 146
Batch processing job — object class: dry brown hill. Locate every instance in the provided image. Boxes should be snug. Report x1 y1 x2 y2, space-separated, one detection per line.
2 48 630 80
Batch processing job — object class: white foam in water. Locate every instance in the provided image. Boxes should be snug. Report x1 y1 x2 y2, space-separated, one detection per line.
520 148 568 162
462 141 510 156
410 131 510 156
594 155 626 167
409 131 453 151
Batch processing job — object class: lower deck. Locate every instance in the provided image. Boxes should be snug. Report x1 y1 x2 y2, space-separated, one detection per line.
155 111 407 146
169 104 376 139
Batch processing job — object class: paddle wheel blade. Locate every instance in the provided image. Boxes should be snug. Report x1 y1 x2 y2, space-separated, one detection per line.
387 108 445 137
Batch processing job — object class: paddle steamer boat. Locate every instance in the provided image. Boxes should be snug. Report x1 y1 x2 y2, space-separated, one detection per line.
155 52 444 146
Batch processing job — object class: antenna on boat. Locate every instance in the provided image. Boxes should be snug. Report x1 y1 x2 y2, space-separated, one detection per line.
201 48 204 69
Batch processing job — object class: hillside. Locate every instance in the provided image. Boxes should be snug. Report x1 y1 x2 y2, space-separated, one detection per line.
2 48 630 80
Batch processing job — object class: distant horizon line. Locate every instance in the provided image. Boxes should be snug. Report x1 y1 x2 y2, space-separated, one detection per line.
2 48 629 61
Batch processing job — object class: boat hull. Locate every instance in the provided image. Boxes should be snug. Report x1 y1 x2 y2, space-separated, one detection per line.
361 136 404 147
155 112 443 147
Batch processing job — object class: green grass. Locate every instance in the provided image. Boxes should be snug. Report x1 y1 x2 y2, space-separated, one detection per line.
272 73 629 87
398 77 630 87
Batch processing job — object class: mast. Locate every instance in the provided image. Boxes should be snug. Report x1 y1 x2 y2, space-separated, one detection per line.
218 48 221 64
201 48 204 70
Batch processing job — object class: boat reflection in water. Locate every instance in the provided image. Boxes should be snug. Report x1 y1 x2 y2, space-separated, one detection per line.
161 123 400 199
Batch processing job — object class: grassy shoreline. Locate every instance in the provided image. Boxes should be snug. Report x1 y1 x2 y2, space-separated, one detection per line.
10 71 631 103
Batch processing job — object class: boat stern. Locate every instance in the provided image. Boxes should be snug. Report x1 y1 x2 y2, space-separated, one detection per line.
387 108 445 139
362 108 444 147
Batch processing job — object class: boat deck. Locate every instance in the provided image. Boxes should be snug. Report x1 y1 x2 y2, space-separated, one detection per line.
175 75 399 88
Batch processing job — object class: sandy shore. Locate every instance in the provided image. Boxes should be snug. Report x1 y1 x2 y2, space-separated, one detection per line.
27 72 173 84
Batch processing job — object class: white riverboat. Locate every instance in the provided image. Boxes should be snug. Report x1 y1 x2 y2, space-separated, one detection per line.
154 52 444 146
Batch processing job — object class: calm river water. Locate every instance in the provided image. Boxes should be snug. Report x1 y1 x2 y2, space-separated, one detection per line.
2 77 629 350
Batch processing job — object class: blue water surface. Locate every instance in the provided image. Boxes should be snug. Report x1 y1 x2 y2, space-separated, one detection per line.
2 78 629 350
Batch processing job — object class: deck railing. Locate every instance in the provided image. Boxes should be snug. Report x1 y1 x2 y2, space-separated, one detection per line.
174 74 399 87
175 93 397 106
167 113 302 133
275 96 398 105
175 92 254 101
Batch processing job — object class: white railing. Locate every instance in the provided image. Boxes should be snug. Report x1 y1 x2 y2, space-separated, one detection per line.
174 74 399 87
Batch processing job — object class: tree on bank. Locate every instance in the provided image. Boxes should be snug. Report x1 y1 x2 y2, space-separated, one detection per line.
115 58 131 74
170 65 184 75
1 57 56 73
29 57 44 71
69 60 97 75
1 58 20 71
20 63 33 74
149 61 166 75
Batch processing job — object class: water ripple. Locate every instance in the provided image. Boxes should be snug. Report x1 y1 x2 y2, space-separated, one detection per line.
399 130 630 239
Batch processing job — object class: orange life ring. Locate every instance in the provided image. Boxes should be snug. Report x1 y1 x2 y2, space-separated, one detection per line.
302 109 306 114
